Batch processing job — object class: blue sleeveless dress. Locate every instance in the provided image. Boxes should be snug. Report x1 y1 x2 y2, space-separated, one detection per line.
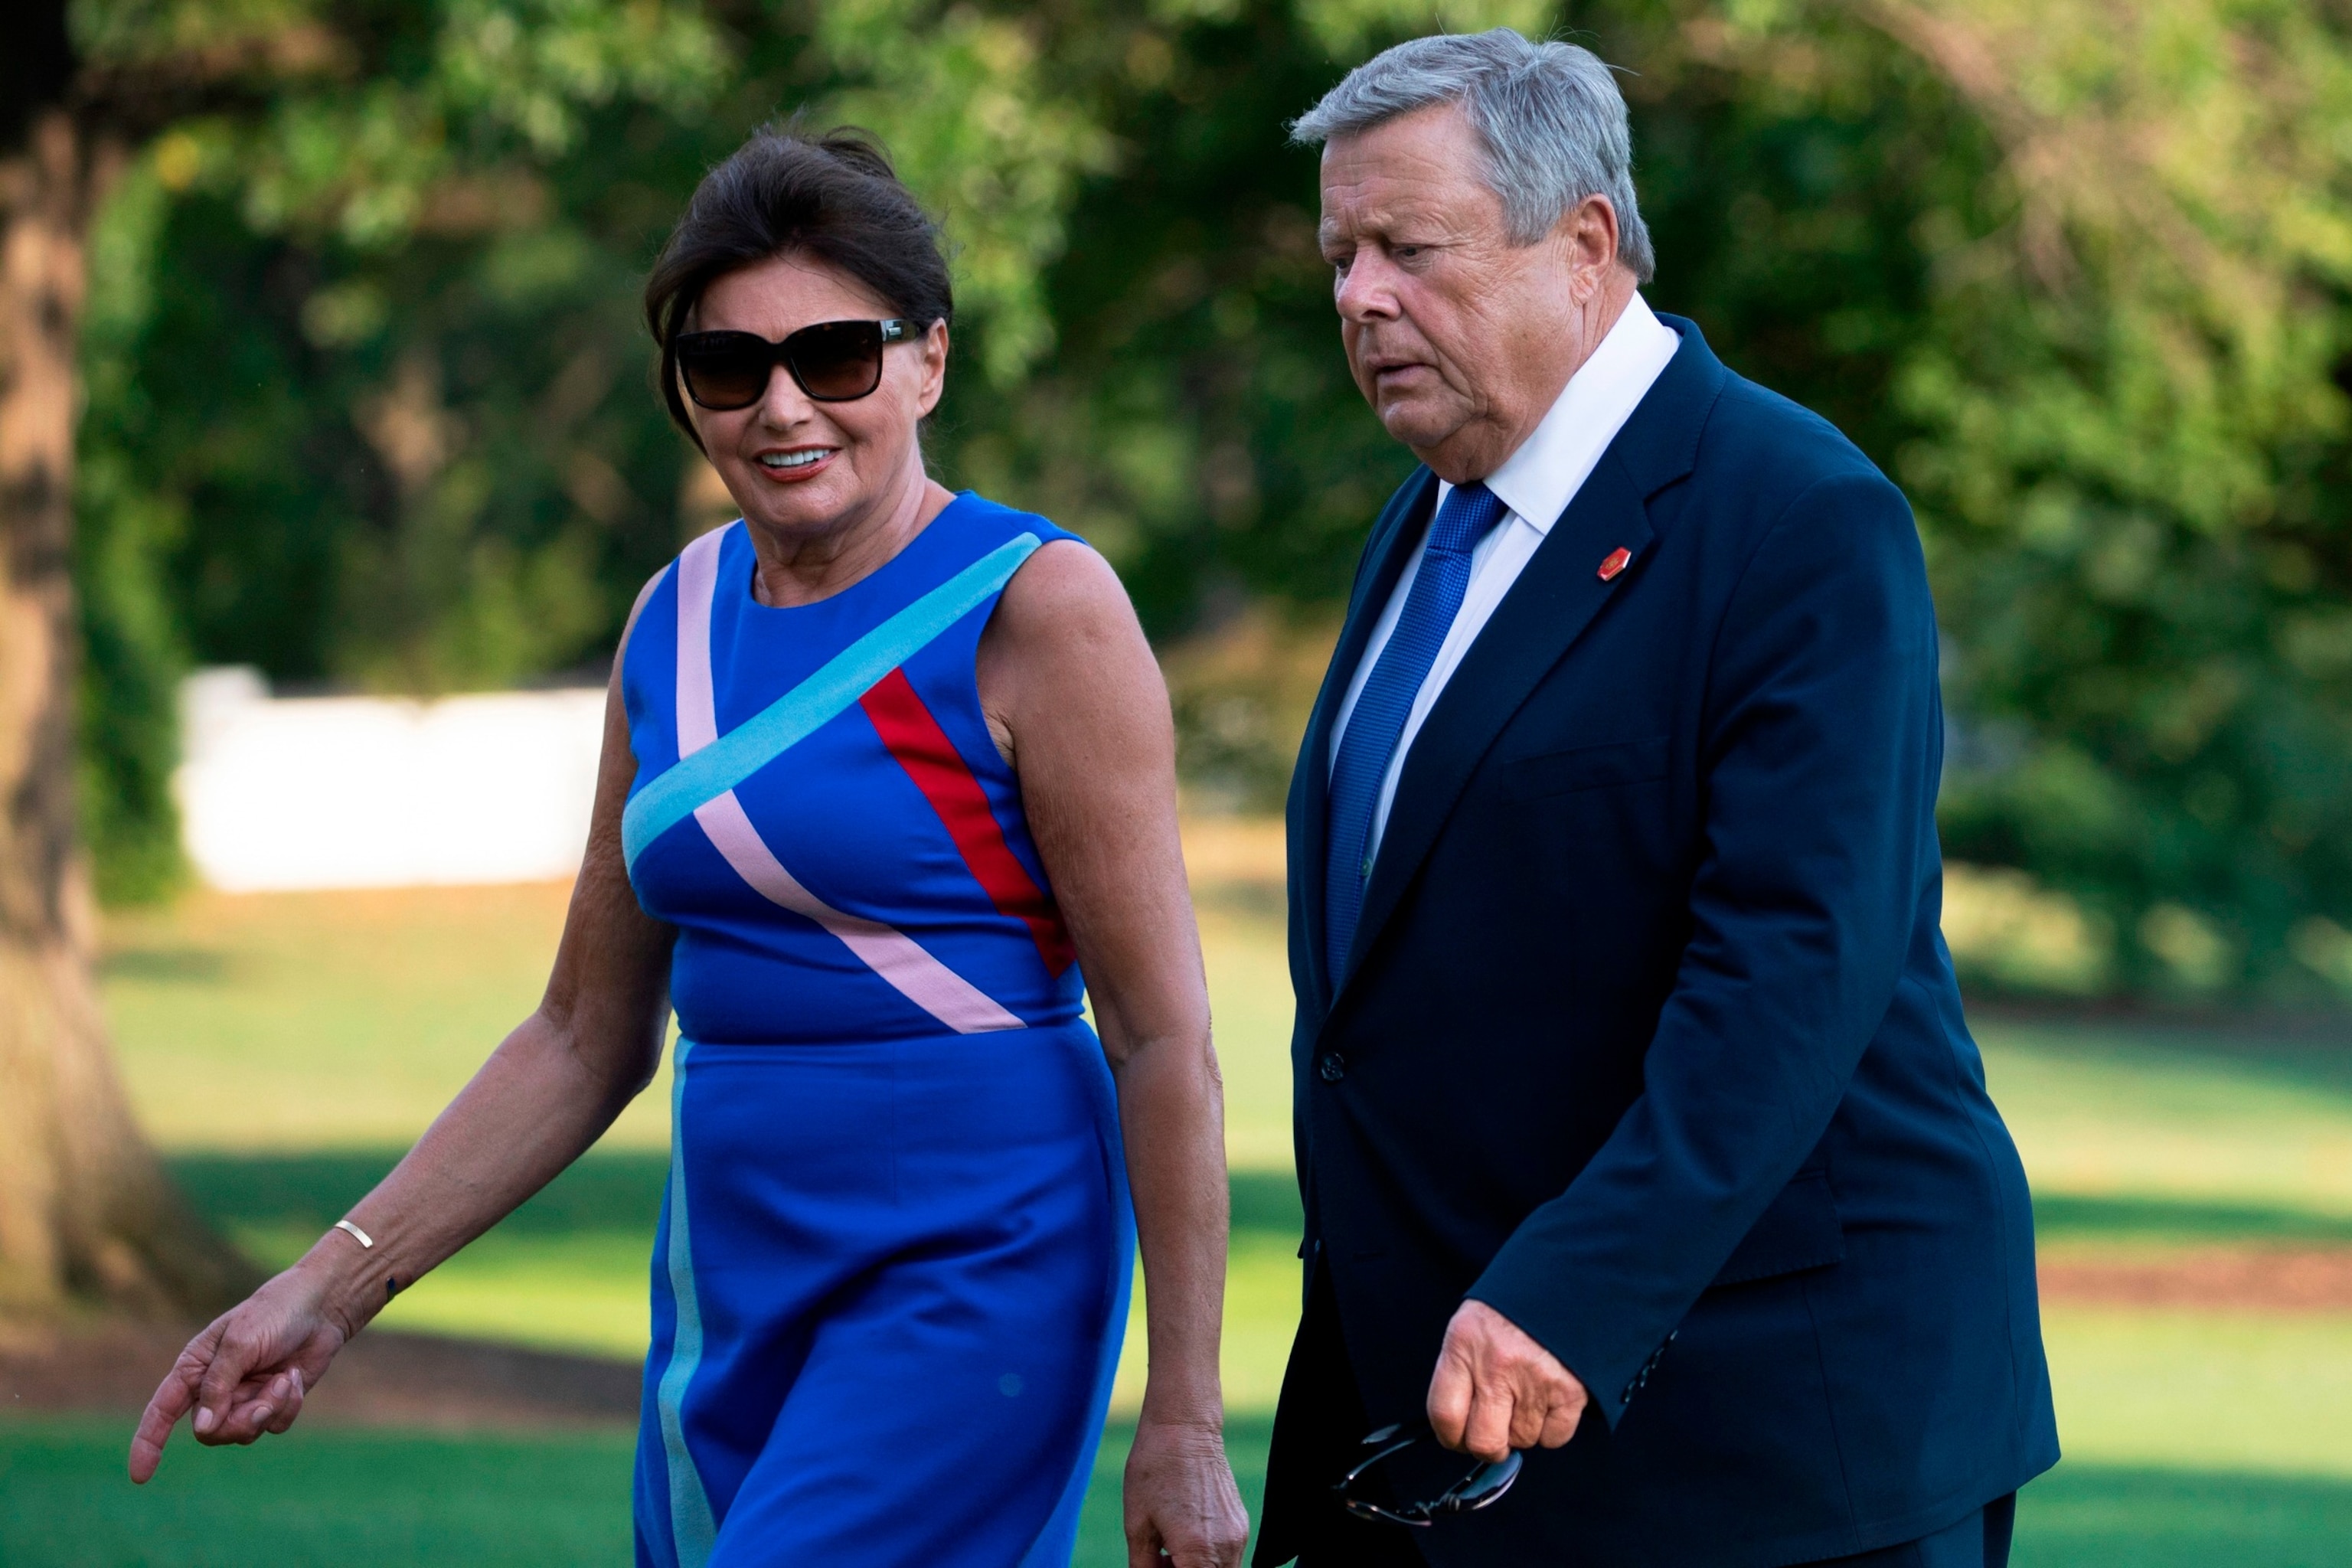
619 494 1133 1567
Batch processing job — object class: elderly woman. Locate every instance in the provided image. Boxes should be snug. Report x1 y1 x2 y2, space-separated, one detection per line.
130 126 1250 1568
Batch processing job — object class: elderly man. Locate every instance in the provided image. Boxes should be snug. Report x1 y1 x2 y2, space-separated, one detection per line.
1259 31 2058 1568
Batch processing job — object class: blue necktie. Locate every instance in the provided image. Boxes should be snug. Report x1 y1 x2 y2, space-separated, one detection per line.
1325 481 1510 978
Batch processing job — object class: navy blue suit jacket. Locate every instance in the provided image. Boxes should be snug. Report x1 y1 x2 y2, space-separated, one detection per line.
1260 318 2059 1566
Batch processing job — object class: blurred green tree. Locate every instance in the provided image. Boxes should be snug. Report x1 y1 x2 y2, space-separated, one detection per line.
1 0 727 1318
1658 0 2352 995
969 0 2352 998
54 0 2352 1109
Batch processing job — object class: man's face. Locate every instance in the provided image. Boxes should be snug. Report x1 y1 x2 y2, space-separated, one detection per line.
1318 104 1612 482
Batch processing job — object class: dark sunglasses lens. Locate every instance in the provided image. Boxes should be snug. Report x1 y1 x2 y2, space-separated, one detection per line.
786 321 886 400
678 336 771 410
1449 1453 1522 1509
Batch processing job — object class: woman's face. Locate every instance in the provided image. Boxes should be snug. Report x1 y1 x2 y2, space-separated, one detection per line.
684 253 948 541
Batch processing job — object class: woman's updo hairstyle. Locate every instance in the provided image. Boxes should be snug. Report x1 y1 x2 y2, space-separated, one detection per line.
644 124 954 449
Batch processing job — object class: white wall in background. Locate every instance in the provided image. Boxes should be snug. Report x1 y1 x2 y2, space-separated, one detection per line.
177 667 606 891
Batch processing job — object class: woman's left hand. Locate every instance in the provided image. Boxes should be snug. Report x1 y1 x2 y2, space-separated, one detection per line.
983 543 1246 1566
1123 1414 1250 1567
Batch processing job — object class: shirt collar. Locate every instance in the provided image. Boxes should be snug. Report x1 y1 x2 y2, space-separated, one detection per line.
1436 291 1681 537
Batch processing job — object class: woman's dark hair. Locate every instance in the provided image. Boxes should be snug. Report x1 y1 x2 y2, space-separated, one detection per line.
643 124 953 448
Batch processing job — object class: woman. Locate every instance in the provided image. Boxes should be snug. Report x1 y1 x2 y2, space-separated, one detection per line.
129 126 1250 1568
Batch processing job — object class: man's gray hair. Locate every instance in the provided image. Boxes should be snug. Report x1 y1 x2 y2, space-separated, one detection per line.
1290 29 1656 282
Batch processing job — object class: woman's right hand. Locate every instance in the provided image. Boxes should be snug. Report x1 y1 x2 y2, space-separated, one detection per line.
128 1260 352 1482
122 635 676 1489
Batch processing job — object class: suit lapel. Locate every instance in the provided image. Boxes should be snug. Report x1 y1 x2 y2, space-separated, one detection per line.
1333 316 1730 997
1289 468 1439 1014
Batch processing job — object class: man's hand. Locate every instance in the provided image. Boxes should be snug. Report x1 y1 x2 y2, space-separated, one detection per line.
1427 1299 1588 1464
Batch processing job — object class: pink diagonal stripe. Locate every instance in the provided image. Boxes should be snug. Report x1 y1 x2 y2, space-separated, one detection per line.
692 789 1021 1035
674 525 726 757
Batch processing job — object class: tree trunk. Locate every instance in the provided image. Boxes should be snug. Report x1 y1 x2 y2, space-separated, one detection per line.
1 14 256 1319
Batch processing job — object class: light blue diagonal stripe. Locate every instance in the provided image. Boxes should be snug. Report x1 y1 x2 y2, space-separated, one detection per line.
622 532 1043 868
655 1037 718 1568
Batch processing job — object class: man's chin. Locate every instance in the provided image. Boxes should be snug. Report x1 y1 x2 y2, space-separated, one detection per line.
1376 401 1468 454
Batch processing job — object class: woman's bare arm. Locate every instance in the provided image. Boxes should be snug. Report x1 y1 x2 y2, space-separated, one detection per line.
310 664 675 1334
130 629 675 1480
978 541 1246 1568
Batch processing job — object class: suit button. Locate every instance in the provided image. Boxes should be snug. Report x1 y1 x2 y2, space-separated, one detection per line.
1318 1052 1348 1083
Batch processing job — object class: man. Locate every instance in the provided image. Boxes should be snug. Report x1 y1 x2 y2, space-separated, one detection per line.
1259 31 2058 1568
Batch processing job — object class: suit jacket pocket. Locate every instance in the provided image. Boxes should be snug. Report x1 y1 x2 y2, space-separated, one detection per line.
1500 735 1670 802
1707 1170 1845 1288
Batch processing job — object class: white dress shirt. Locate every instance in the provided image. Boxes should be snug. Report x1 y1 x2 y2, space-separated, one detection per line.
1329 292 1682 858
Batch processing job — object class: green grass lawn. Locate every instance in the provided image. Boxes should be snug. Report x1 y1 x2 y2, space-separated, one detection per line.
12 859 2347 1563
0 1417 636 1566
1986 1018 2352 1222
14 1415 2352 1567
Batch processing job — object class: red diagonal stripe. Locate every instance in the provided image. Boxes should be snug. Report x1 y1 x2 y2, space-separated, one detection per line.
861 667 1077 976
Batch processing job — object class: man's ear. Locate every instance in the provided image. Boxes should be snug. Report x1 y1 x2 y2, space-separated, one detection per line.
1560 195 1621 303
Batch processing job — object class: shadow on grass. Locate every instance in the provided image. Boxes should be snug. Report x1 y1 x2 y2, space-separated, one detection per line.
98 945 232 984
167 1150 668 1240
179 1152 2352 1267
1235 1172 2352 1251
2034 1192 2352 1247
170 1152 1312 1248
1977 1006 2352 1105
1230 1170 1304 1241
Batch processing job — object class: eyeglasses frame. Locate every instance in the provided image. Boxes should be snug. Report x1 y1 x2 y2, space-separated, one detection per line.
672 318 923 410
1333 1421 1525 1528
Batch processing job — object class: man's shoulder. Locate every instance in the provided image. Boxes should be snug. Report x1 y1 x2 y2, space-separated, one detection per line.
1670 371 1929 610
1694 371 1897 510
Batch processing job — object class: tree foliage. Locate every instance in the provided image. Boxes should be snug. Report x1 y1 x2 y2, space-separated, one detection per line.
67 0 2352 996
1670 0 2352 992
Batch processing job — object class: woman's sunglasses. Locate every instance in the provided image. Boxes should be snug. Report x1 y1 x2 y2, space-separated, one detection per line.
1334 1421 1524 1527
673 318 920 410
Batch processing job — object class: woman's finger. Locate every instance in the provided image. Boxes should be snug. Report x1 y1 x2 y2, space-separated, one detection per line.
1162 1526 1235 1568
218 1371 296 1445
128 1320 228 1482
1165 1515 1249 1568
192 1325 266 1439
216 1395 274 1445
200 1369 283 1446
264 1367 305 1435
129 1370 194 1482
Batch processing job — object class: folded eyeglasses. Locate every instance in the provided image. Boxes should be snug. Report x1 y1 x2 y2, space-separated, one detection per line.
1334 1420 1524 1527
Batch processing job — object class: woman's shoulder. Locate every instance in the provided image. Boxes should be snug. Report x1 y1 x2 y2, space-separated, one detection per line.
615 521 738 691
942 492 1119 632
945 490 1091 554
985 523 1132 669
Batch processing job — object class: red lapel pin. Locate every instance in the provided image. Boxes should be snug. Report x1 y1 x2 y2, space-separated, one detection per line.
1598 547 1632 582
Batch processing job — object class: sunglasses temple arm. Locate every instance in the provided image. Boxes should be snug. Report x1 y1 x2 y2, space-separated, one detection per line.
1335 1434 1421 1491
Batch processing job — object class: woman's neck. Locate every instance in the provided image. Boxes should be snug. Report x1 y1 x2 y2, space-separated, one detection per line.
743 459 953 609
